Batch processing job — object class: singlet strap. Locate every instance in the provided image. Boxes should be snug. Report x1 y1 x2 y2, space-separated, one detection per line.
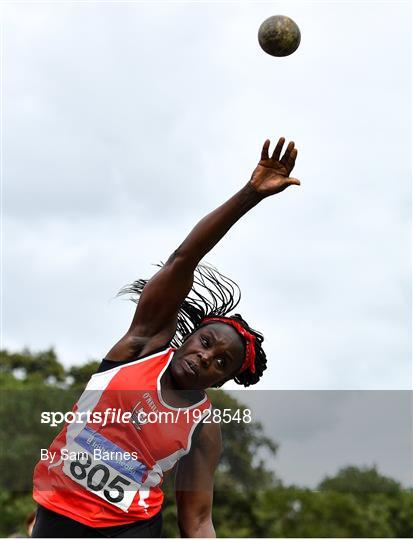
96 343 170 374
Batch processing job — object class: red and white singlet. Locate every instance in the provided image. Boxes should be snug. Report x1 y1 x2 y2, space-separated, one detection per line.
33 348 211 527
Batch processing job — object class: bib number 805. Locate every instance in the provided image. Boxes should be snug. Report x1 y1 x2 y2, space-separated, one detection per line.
69 455 130 504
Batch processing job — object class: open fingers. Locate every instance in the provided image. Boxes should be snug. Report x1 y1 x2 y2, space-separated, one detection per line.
271 137 285 161
261 139 271 160
280 141 295 165
286 148 298 172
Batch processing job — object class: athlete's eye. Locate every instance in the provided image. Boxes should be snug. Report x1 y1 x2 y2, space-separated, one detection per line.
216 358 225 369
201 336 209 347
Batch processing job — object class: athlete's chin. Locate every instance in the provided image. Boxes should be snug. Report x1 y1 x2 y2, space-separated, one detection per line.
169 362 203 390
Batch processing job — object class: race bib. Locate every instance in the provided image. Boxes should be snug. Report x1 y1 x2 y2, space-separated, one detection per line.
62 426 146 512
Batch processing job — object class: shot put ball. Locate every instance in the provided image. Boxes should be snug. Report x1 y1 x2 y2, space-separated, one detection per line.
258 15 301 57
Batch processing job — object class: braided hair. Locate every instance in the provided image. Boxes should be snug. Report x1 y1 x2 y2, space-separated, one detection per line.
118 263 267 387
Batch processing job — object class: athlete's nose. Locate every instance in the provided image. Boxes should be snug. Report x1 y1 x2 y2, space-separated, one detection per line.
198 351 212 369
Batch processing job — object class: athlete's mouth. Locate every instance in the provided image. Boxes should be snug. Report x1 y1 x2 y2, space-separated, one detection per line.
182 359 199 376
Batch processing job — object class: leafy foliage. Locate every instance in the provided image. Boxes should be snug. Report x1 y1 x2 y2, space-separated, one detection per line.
319 465 401 496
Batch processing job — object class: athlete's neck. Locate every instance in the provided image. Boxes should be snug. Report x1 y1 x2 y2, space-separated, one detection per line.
161 368 205 408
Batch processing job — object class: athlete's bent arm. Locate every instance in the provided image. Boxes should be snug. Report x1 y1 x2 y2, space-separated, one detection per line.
107 138 299 360
175 421 222 538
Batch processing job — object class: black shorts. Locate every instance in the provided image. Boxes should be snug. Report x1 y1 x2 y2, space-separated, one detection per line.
31 505 162 538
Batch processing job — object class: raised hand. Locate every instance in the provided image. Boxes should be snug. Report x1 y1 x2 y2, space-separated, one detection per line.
249 138 300 197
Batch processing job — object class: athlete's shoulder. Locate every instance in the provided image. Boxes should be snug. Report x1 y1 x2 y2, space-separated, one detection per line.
96 345 173 375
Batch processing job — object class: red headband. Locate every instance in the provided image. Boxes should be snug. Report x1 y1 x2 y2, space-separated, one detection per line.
200 317 256 374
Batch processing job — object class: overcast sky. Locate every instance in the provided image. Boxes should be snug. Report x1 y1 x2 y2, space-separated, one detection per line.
1 1 411 485
236 389 412 488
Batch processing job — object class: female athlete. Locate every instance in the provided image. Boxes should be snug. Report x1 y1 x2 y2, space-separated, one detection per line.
32 137 299 537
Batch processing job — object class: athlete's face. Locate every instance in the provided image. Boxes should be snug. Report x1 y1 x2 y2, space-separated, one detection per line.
170 323 245 390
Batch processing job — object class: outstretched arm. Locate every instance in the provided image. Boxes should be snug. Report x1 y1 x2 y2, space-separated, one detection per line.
168 138 299 266
106 138 299 359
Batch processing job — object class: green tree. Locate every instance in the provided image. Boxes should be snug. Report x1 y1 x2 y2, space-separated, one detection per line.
254 488 395 537
68 360 101 387
0 348 66 384
319 465 401 496
316 466 411 538
209 390 277 491
392 490 413 537
0 349 80 535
